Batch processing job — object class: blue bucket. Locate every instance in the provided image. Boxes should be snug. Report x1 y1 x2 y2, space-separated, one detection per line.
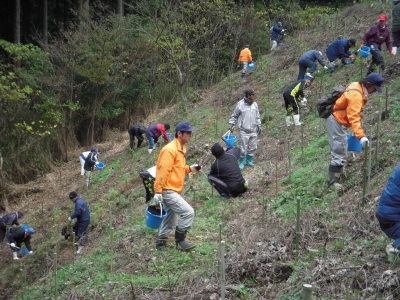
97 162 104 170
347 135 362 152
21 224 29 230
248 62 255 69
360 46 370 58
223 135 236 147
166 132 174 141
22 248 29 255
344 60 351 66
145 206 168 229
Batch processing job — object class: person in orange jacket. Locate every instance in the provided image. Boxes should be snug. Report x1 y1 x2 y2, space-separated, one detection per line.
238 44 253 79
360 14 393 75
153 122 201 251
326 73 384 190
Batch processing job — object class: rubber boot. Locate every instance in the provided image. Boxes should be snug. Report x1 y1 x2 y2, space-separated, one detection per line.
285 116 292 127
293 114 302 126
239 157 244 170
13 252 19 260
76 246 84 254
328 165 343 190
246 154 254 167
155 237 168 250
175 228 196 251
148 149 153 154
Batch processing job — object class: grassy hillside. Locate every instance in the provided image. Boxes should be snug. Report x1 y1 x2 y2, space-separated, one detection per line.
2 1 400 299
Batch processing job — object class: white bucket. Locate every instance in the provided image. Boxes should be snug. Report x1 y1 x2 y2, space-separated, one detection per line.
393 47 398 56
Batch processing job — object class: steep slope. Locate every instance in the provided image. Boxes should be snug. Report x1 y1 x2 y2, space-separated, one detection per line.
2 2 400 299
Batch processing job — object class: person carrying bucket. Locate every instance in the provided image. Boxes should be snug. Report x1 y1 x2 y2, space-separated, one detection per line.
359 14 393 75
67 191 90 254
238 44 253 79
83 147 100 174
6 226 35 260
325 73 384 191
228 88 261 170
153 122 201 251
208 143 248 199
283 78 312 126
79 147 99 176
325 38 356 73
145 123 170 154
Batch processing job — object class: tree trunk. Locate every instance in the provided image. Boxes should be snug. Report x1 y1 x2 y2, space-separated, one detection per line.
0 153 10 212
15 0 21 44
43 0 48 44
117 0 124 16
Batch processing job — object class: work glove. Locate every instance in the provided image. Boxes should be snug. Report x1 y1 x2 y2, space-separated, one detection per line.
324 65 328 69
257 125 262 134
190 164 202 172
360 137 369 147
349 54 355 60
95 161 99 165
358 42 364 49
10 243 16 248
149 194 163 209
28 251 33 255
229 124 234 131
68 217 72 222
301 98 308 106
390 49 395 57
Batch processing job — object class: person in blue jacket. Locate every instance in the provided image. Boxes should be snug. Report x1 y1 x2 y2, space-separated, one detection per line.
68 191 90 254
326 38 356 72
376 163 400 256
270 22 285 51
297 50 328 80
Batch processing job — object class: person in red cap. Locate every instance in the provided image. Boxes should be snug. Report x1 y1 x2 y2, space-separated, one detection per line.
359 14 393 75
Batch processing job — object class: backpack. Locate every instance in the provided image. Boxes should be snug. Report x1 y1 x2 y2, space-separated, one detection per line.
269 26 274 35
316 85 361 118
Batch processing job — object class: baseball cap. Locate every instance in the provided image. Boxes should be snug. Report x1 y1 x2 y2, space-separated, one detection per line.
26 227 35 234
175 122 196 132
69 191 78 199
378 14 387 21
244 88 256 95
349 38 356 46
91 147 99 153
278 22 282 27
366 73 384 93
245 44 250 48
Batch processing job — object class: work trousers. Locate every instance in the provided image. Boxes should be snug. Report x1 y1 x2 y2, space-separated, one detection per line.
326 114 347 167
283 93 300 115
238 129 258 157
158 190 194 238
298 58 316 80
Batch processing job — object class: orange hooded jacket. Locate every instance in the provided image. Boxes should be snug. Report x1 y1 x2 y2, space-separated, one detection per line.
154 138 191 194
332 82 367 139
238 48 252 62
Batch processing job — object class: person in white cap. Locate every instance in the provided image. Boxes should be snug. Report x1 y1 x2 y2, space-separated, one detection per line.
297 50 327 80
